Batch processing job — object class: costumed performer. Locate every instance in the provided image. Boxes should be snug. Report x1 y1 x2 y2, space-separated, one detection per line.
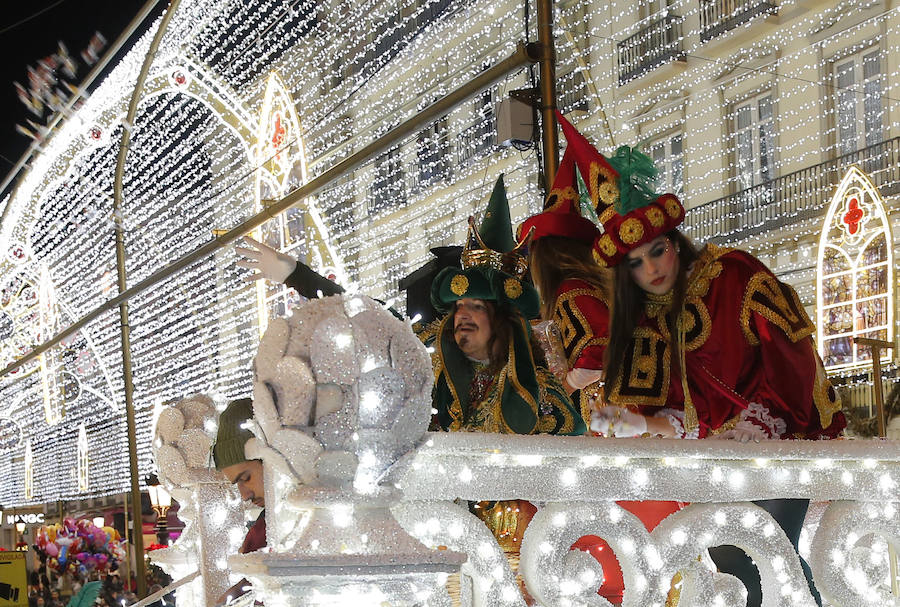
585 137 845 607
428 174 586 604
520 112 685 605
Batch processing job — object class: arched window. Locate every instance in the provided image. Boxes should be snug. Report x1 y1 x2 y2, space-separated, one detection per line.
817 166 894 369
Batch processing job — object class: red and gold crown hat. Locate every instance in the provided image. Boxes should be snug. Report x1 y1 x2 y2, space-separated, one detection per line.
591 144 685 267
516 116 606 245
550 112 686 267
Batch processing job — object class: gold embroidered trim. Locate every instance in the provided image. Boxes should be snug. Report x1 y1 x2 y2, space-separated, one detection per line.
591 160 620 208
740 271 814 346
450 274 469 296
504 277 523 299
552 287 610 368
620 217 644 244
810 338 842 430
607 326 670 407
707 414 741 436
664 197 682 218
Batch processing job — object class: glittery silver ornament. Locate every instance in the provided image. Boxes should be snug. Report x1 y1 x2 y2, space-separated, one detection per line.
157 407 185 443
177 428 212 468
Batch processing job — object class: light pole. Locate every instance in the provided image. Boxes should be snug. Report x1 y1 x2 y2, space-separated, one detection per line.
146 484 172 546
15 521 27 551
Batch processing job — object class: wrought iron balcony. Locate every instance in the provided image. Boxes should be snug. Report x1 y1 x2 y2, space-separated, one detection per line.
700 0 778 43
617 13 686 85
558 69 590 115
683 136 900 245
456 113 497 168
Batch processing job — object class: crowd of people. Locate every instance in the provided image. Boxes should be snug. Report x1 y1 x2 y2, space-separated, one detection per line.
26 566 170 607
226 113 846 606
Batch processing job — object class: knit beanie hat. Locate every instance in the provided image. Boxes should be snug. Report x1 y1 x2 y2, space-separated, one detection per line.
213 398 254 470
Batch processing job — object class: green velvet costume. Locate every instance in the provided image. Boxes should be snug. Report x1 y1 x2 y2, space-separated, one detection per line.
428 176 585 436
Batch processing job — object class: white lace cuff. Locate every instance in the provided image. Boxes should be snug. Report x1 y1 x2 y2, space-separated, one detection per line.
740 402 787 438
654 408 699 439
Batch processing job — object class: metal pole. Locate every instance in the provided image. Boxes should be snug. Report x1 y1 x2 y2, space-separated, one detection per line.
121 491 133 593
0 41 537 379
536 0 559 190
112 0 184 598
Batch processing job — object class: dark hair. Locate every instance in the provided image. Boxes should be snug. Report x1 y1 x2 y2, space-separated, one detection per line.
443 299 547 373
603 230 699 401
528 236 611 321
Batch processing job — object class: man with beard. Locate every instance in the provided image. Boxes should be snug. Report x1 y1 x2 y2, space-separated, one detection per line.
428 176 584 436
427 176 584 605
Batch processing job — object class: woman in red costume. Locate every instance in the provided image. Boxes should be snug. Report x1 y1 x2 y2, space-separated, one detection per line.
520 114 686 605
581 132 843 606
525 113 845 605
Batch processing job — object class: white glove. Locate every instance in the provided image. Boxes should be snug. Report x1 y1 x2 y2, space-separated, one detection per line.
235 236 297 284
590 406 647 438
716 421 768 443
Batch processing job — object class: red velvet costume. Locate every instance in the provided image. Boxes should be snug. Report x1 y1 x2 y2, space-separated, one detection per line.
553 277 685 604
600 244 845 439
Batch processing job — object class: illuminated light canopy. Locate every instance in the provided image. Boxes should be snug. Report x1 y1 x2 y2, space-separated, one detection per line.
816 166 894 370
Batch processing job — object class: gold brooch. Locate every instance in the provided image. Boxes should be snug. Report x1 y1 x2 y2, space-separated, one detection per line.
597 234 616 256
619 217 644 245
504 278 522 299
450 274 469 296
646 206 664 228
665 197 682 218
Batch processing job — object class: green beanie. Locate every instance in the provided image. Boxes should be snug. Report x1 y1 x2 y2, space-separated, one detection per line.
213 398 254 470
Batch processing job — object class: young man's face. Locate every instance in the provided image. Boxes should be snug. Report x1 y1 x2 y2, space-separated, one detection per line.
453 298 493 361
222 460 265 508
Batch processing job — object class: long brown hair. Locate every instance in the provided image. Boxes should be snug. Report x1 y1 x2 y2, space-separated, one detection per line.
603 229 699 401
529 236 611 321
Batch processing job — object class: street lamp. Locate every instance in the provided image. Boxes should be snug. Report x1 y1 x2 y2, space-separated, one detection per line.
15 521 27 551
147 483 172 546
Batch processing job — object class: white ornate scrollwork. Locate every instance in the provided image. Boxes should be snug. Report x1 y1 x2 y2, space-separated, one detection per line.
521 502 818 607
393 501 527 607
809 500 900 607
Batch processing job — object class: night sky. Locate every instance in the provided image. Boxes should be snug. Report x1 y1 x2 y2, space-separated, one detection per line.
0 0 163 191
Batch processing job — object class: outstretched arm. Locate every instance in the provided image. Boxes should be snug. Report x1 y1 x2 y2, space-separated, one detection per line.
235 236 344 299
235 236 297 283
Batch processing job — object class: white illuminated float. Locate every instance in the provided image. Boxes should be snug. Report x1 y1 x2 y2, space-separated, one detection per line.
151 292 900 607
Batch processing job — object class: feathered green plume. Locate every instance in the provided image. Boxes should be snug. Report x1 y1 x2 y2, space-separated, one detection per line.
607 145 660 215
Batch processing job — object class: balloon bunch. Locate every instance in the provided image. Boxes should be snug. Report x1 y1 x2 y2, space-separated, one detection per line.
33 518 125 577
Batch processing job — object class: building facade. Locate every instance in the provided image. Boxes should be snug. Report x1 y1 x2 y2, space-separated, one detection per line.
0 0 896 507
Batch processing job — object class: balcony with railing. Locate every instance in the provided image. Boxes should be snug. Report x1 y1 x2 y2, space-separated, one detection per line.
456 112 497 168
700 0 778 42
558 69 590 115
617 13 686 85
683 136 900 245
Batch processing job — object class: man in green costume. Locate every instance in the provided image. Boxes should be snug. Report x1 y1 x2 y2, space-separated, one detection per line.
429 175 585 436
429 177 585 604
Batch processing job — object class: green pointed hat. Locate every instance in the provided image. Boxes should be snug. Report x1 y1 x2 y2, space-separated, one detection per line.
432 175 539 319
